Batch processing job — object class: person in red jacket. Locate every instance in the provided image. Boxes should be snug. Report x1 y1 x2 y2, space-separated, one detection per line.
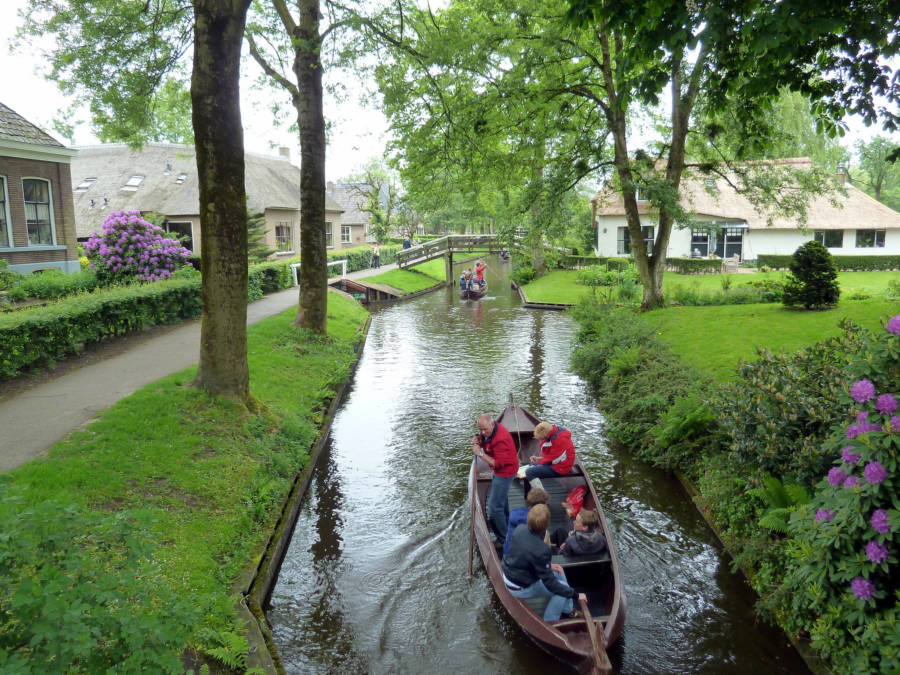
524 421 576 481
473 413 519 543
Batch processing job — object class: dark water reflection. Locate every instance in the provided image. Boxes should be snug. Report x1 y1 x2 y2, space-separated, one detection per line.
268 260 807 674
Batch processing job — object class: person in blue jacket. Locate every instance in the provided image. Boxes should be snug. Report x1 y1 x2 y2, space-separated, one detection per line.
503 487 550 556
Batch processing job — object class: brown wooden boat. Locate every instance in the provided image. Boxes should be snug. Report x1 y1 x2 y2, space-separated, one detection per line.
459 281 487 299
468 396 625 674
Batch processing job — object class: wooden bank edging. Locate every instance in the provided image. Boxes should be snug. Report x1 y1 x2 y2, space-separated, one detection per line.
672 471 827 675
365 280 448 306
238 314 374 674
511 280 572 311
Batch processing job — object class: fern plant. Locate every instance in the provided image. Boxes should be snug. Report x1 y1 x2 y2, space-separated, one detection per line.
747 474 810 534
196 626 250 672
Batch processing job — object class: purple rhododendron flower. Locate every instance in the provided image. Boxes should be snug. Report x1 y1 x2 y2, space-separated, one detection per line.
857 411 869 423
890 416 900 433
846 424 863 439
864 461 888 485
852 577 877 600
842 446 861 464
866 540 890 564
888 315 900 335
844 476 862 487
828 467 847 486
850 379 876 403
876 393 898 415
871 509 891 534
815 509 834 523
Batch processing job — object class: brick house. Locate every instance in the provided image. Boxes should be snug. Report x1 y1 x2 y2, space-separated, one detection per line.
0 102 79 274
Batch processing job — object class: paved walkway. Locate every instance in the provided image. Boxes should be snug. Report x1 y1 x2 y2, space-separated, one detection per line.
0 264 398 473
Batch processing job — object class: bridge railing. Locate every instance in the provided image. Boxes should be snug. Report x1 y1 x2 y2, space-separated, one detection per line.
397 233 500 268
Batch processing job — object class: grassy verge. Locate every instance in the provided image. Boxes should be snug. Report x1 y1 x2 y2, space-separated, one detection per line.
639 298 897 381
0 292 369 672
364 266 445 294
523 269 898 305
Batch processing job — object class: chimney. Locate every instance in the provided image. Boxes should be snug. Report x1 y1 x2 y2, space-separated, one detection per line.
279 146 290 159
837 163 847 185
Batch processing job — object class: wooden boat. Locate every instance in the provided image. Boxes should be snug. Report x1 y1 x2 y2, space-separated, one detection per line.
460 282 487 300
468 396 625 674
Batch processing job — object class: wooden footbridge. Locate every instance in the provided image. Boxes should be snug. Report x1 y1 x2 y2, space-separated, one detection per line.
396 234 503 281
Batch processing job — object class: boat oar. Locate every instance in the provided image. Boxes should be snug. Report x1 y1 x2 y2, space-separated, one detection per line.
578 594 612 675
467 458 476 578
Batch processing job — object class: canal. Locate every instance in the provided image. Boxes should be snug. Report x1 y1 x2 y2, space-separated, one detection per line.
267 259 807 674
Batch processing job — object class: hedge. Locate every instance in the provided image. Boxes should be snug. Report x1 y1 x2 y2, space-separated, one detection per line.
666 258 724 274
757 254 900 271
560 255 605 269
0 278 203 380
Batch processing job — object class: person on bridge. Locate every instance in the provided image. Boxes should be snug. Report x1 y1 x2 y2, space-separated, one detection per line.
524 421 576 481
474 259 488 289
473 413 519 544
501 503 586 621
402 237 412 249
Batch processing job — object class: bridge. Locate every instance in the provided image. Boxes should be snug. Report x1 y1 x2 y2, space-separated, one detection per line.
396 234 503 281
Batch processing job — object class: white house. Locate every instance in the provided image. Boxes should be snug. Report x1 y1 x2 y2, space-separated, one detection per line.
591 159 900 261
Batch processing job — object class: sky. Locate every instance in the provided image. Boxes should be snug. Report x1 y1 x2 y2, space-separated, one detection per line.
0 0 390 182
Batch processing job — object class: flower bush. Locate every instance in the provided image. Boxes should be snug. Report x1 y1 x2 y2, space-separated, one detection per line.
83 210 191 283
765 314 900 673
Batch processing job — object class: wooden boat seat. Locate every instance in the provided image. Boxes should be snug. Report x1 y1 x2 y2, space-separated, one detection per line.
551 550 611 568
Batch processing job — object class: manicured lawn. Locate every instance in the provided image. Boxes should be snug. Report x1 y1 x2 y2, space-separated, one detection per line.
410 257 446 280
639 298 898 381
0 293 369 670
364 267 445 293
524 268 899 305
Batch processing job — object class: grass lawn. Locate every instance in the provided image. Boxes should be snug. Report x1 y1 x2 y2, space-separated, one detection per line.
0 292 369 670
640 298 898 381
523 268 899 305
410 257 446 280
364 266 445 293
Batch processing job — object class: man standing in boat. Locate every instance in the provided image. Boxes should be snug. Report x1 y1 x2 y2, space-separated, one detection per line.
524 421 575 481
474 259 488 289
473 413 519 546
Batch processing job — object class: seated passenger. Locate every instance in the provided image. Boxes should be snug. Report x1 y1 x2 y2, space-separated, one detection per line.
525 421 576 481
502 487 550 556
501 504 586 621
551 508 607 557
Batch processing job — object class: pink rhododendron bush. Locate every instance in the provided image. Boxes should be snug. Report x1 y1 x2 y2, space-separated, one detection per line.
84 210 191 283
770 315 900 673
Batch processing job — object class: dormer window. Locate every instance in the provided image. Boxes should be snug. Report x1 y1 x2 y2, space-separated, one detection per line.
705 178 717 190
175 173 188 184
74 177 97 192
121 175 145 192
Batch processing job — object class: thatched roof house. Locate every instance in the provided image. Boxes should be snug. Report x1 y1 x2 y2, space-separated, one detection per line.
70 143 345 255
591 159 900 260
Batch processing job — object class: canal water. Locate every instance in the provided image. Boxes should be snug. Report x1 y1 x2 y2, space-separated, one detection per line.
267 259 808 674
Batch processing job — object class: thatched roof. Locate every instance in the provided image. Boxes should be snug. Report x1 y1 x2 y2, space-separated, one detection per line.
592 159 900 231
326 182 376 226
71 143 342 238
0 102 64 147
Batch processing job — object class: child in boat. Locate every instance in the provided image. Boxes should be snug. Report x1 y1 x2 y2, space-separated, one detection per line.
502 487 550 557
551 508 607 557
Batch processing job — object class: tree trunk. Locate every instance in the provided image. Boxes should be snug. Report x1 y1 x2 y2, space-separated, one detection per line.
293 0 328 333
191 0 252 402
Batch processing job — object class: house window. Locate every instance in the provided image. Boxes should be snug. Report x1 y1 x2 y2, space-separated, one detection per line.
0 176 10 247
163 221 193 252
690 229 710 257
325 221 333 248
814 230 844 248
341 225 351 244
275 222 293 252
617 225 654 255
23 178 54 245
855 229 886 248
74 177 97 192
635 187 648 202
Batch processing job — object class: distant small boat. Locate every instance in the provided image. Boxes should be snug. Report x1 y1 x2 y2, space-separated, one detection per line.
460 282 487 300
468 395 625 674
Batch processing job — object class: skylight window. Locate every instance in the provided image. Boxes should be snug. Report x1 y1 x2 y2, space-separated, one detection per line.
121 175 145 192
74 177 97 192
175 173 188 185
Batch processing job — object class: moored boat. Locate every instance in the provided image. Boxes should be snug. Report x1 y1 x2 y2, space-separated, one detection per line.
468 396 625 674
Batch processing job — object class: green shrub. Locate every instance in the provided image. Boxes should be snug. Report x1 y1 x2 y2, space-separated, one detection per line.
0 260 18 291
763 316 900 673
719 321 866 486
782 241 840 309
759 253 900 272
6 268 100 301
605 257 631 272
649 393 721 473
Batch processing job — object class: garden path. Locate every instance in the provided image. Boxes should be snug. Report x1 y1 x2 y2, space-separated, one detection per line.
0 263 396 473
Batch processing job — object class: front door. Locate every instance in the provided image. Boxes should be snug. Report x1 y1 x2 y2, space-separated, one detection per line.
714 226 744 260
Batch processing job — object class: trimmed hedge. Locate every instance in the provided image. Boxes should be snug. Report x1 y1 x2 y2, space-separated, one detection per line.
0 278 202 379
248 261 293 301
666 258 724 274
758 254 900 271
560 255 605 269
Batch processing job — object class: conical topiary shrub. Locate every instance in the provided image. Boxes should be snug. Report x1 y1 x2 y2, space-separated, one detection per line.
782 240 840 309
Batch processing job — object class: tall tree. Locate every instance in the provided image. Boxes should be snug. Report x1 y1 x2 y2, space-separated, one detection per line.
344 158 401 242
20 0 253 402
853 136 900 209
